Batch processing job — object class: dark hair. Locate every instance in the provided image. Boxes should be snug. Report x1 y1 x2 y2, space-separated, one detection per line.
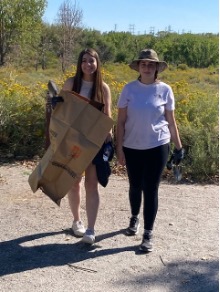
72 48 104 103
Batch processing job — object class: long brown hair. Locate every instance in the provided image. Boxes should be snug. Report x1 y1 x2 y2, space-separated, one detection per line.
72 48 104 103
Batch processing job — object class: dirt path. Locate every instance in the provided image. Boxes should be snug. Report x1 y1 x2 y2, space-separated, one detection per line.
0 162 218 292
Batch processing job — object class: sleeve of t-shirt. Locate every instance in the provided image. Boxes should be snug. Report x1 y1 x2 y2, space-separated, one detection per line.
117 85 129 108
165 85 175 111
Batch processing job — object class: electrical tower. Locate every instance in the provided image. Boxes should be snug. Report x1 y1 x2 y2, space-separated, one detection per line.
129 24 135 34
149 27 155 35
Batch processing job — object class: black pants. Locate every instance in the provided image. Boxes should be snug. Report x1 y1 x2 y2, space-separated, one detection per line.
123 144 169 231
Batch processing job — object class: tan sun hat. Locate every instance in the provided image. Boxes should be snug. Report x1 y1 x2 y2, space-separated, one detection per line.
129 49 168 73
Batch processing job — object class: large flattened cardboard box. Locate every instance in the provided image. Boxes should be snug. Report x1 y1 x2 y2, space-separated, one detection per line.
28 90 113 205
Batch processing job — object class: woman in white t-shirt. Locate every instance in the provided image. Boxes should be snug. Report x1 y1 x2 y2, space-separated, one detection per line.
116 49 184 252
62 48 112 244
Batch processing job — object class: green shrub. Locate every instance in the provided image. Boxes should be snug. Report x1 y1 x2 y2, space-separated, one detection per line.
0 79 46 157
177 64 189 70
171 79 219 181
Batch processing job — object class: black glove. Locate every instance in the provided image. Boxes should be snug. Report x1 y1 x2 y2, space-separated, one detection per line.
172 148 185 165
51 96 64 109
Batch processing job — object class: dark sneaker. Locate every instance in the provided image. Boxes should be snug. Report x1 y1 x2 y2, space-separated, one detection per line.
139 231 153 252
126 216 140 235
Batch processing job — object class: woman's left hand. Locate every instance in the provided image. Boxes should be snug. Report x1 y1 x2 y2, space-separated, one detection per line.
105 132 112 143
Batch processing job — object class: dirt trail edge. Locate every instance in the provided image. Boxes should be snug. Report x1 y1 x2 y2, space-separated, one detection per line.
0 162 218 292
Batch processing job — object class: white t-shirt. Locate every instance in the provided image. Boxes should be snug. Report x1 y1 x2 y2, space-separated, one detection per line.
117 80 175 150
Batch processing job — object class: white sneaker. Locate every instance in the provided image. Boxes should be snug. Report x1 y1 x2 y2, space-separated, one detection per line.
82 229 95 244
72 221 85 237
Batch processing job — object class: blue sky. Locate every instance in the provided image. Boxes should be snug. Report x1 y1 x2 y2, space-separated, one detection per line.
43 0 219 34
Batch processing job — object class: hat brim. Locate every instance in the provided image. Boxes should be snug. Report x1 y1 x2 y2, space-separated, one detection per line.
129 59 168 73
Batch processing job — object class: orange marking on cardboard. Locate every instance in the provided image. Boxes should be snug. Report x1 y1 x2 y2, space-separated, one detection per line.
70 145 82 158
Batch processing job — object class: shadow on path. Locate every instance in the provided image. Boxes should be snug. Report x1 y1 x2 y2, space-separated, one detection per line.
0 229 136 276
0 230 218 292
117 258 219 292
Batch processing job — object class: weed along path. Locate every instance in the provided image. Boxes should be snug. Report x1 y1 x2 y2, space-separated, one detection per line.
0 162 218 292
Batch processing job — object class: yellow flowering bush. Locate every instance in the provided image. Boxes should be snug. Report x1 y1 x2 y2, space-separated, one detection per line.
0 77 46 156
168 79 218 180
0 65 218 181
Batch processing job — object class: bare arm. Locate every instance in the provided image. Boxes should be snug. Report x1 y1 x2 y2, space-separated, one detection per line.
116 107 127 166
103 83 113 142
165 109 182 150
61 77 74 91
103 82 112 118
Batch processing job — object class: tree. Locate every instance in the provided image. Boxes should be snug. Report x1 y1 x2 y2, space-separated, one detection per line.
34 23 58 70
56 0 83 72
0 0 47 66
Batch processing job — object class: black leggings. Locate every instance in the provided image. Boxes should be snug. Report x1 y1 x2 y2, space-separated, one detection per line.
123 144 169 231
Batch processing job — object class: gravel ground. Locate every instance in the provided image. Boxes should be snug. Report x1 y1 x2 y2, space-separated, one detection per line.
0 162 218 292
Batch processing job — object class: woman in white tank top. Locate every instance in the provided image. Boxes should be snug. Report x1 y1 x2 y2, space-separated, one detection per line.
62 48 112 244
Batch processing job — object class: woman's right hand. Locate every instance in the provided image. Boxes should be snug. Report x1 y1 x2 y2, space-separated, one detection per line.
117 148 126 166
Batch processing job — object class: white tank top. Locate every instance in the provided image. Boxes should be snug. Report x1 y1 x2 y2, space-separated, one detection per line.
79 79 93 99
